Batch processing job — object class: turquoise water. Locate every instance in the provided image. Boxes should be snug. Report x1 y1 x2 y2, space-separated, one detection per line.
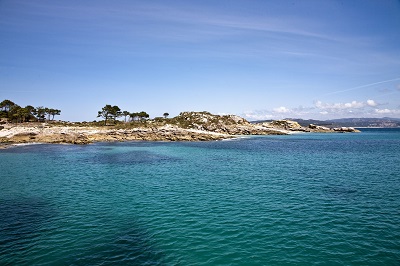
1 129 400 265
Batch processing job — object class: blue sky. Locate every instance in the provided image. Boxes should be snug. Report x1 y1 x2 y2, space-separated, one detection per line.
1 0 400 121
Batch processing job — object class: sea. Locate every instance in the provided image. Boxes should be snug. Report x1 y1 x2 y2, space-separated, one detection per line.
1 128 399 265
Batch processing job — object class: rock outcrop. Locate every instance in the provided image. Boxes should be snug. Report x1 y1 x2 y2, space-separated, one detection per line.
308 124 332 132
333 127 360 133
258 120 360 133
0 125 235 145
260 120 304 131
0 112 360 147
170 112 286 135
308 124 360 133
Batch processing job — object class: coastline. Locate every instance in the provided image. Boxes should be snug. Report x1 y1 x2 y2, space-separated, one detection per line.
0 123 288 148
0 113 361 149
0 123 359 149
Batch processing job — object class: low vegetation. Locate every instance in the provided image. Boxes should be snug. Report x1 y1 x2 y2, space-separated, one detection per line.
167 111 248 129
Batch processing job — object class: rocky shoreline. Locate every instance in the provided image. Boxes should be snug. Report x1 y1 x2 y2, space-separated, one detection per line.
258 120 360 133
0 124 285 148
0 112 360 149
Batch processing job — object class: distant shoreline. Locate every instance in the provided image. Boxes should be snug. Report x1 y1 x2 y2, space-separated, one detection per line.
354 127 400 129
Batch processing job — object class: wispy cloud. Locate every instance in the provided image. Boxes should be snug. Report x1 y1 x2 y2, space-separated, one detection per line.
273 106 290 113
241 99 394 121
5 0 399 69
315 99 379 110
2 2 362 49
2 1 400 122
242 110 274 121
375 108 400 115
311 99 400 118
321 78 400 97
242 105 315 120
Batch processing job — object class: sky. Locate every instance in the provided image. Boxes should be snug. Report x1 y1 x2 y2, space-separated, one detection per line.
1 0 400 122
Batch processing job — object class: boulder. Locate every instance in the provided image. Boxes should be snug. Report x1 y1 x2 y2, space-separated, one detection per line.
308 124 332 132
261 120 303 131
333 127 360 133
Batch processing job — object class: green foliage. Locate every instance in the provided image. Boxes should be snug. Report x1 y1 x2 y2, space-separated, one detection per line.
36 106 46 121
0 99 15 112
0 99 16 119
43 107 61 121
97 104 121 125
167 111 247 129
0 99 62 123
129 112 139 121
48 109 61 120
128 111 149 122
0 110 8 118
138 111 149 121
7 104 21 123
122 111 130 122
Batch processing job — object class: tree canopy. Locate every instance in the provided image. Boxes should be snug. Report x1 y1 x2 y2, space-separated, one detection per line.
122 111 130 122
128 111 149 122
0 99 61 123
97 104 121 125
138 111 149 121
0 99 15 113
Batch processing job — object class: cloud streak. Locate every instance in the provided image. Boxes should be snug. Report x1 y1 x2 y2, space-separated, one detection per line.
322 77 400 97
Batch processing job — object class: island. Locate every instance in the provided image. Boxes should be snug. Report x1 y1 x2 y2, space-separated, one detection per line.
0 111 359 148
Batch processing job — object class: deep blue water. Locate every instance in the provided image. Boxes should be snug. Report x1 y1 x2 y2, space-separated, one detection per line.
1 128 400 265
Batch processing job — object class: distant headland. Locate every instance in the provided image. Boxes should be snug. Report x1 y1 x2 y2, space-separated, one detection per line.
0 100 360 148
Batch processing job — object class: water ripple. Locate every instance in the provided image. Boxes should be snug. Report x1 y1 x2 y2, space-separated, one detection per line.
1 131 400 265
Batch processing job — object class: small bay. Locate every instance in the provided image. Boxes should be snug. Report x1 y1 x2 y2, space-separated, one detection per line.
1 129 400 265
